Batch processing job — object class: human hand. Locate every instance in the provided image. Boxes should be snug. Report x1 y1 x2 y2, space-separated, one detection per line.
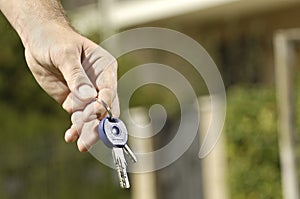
24 22 120 152
0 0 120 151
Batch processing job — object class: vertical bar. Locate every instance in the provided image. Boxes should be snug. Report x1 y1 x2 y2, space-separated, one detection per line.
199 96 229 199
274 31 299 199
125 108 157 199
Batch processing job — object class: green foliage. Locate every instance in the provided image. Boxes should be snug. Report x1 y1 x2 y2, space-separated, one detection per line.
226 85 282 199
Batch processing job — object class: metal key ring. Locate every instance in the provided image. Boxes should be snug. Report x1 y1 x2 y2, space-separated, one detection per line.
96 98 113 118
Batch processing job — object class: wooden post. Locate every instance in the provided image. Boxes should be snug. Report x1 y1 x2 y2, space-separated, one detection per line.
199 96 229 199
124 108 157 199
274 29 300 199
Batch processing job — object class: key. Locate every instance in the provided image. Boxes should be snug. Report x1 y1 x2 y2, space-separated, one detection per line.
97 99 137 188
99 116 136 188
112 147 130 188
123 144 137 163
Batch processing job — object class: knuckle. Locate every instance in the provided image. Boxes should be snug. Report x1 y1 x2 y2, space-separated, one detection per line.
110 59 118 71
103 53 118 69
62 102 73 113
68 67 82 81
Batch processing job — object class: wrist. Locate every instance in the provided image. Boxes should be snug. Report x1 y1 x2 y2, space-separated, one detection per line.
20 17 71 47
0 0 71 46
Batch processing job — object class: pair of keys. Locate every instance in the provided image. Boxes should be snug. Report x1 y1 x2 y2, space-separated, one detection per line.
97 100 137 189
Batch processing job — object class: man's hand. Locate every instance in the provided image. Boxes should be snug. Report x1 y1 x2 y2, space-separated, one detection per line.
0 0 120 151
25 22 119 152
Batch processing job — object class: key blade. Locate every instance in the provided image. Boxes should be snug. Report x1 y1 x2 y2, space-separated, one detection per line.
123 144 137 163
112 147 130 188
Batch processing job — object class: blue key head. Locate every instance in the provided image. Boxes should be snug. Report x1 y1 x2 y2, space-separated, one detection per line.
98 117 128 148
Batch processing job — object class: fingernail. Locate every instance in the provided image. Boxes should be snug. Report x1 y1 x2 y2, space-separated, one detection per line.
78 85 97 100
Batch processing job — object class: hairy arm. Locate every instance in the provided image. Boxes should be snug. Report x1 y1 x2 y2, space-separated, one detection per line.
0 0 69 46
0 0 120 152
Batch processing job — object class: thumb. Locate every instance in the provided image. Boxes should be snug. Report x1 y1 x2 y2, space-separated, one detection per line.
58 56 97 103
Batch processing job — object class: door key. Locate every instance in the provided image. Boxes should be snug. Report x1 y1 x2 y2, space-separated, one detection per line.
97 99 137 188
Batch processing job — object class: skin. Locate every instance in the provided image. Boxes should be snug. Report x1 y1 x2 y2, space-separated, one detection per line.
0 0 119 152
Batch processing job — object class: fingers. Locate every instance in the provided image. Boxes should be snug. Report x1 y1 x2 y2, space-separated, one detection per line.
81 101 101 122
64 111 83 143
77 120 99 152
84 47 118 108
93 59 118 118
81 94 119 122
64 93 120 152
65 125 79 143
58 54 97 104
65 120 99 152
95 61 118 103
62 92 92 113
63 45 118 117
62 45 119 152
64 110 100 152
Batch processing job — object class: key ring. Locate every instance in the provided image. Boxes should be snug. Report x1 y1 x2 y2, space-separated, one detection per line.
96 98 113 119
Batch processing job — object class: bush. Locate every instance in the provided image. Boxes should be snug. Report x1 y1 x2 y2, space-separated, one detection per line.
226 85 282 199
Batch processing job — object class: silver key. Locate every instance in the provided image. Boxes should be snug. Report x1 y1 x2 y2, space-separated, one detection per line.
123 144 137 163
112 147 130 188
97 99 137 189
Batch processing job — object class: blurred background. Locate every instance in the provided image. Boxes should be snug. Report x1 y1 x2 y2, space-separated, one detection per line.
1 0 300 198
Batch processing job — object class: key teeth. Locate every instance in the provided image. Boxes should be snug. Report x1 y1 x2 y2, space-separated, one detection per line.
112 147 131 189
123 182 130 189
120 170 130 189
118 166 130 189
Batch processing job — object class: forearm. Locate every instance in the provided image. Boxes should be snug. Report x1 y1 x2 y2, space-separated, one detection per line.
0 0 70 45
